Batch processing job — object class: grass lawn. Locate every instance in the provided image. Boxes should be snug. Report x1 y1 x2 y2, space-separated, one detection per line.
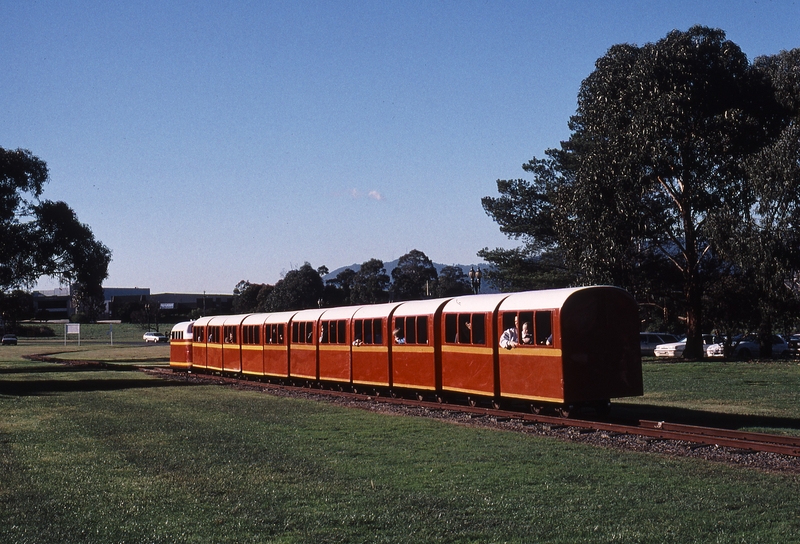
1 347 799 542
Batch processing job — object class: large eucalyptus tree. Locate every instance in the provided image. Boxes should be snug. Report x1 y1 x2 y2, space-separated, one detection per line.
484 27 800 358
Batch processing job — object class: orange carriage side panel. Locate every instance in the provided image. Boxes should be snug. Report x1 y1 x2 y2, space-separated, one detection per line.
319 345 351 382
192 342 208 370
290 344 317 380
169 339 193 370
223 344 241 372
352 345 390 387
207 343 223 371
392 345 437 391
441 345 496 397
264 344 289 377
498 347 565 403
241 345 263 375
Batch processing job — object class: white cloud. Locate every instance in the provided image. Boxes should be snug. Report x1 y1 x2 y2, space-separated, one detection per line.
368 190 383 201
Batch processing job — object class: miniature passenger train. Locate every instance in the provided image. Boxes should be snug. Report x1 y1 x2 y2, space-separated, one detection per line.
169 286 643 412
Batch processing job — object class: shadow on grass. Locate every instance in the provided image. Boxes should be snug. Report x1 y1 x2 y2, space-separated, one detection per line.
611 402 800 433
0 361 199 396
0 364 142 375
0 376 195 396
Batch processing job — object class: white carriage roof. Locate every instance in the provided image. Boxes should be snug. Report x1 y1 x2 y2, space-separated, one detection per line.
442 293 510 313
193 316 213 327
170 320 194 333
320 306 361 320
292 308 326 321
352 302 403 320
498 286 613 311
242 313 271 325
393 297 450 317
264 311 299 324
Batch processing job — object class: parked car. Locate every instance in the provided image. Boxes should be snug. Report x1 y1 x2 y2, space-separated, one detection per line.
640 332 680 356
706 334 789 359
143 331 168 343
1 334 18 345
653 334 726 358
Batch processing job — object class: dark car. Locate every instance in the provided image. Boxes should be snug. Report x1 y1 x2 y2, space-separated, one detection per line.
1 334 18 345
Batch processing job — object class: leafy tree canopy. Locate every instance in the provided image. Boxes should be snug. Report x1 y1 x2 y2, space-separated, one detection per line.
0 147 111 300
483 26 800 357
351 259 390 305
261 263 324 312
391 249 438 301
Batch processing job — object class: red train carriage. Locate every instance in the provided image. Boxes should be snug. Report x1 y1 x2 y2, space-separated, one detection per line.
241 314 268 376
221 315 247 373
289 308 325 381
263 311 295 378
169 321 194 371
390 298 448 394
351 302 402 389
440 294 509 401
190 316 213 371
318 306 358 383
497 287 642 409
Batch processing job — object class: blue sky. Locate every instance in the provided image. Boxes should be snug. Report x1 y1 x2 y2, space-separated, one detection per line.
3 1 800 294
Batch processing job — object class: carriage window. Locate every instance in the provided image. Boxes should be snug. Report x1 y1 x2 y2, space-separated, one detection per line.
267 324 285 344
444 313 486 345
320 320 346 344
194 326 204 342
292 321 315 344
242 325 259 345
207 326 220 344
445 314 457 343
393 316 429 345
354 319 382 345
417 317 426 343
471 314 485 345
223 326 237 343
500 310 554 347
535 311 553 345
337 320 346 343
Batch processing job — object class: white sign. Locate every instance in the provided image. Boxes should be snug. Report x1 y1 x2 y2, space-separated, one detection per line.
64 323 81 345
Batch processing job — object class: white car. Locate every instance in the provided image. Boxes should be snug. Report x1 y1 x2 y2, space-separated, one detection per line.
640 332 680 356
143 331 168 343
653 334 725 358
706 334 788 359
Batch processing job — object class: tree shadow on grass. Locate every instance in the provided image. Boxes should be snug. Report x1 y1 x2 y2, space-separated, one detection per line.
611 402 800 433
0 363 141 375
0 363 199 396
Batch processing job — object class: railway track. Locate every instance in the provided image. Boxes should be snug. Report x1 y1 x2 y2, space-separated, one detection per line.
146 367 800 459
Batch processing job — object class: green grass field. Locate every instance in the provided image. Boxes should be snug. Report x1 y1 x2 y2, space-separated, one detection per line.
1 345 799 542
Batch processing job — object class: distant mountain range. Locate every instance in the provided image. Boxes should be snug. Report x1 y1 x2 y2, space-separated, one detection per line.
324 259 497 293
